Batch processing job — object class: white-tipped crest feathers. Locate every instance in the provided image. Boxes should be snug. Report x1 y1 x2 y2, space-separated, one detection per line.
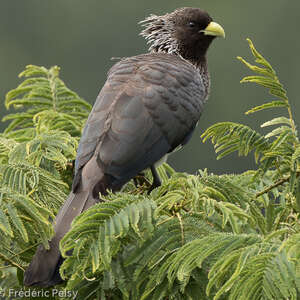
139 13 180 55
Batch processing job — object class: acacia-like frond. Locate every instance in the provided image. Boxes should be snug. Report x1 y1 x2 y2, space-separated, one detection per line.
0 136 17 164
0 163 68 208
0 185 54 250
202 122 269 162
238 39 288 102
152 171 255 234
8 130 77 173
61 196 157 282
0 163 68 259
207 239 299 300
3 65 91 140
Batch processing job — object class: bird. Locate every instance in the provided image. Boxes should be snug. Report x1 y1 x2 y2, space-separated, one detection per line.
23 7 225 287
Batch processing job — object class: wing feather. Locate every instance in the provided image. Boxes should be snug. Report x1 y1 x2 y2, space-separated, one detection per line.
75 53 206 189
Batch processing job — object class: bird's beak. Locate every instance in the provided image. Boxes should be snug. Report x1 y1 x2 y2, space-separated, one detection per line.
200 21 225 38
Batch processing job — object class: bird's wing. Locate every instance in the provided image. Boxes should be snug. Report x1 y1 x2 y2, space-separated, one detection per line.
74 53 206 189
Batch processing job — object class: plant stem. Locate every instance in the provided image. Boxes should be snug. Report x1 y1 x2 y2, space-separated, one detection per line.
0 252 24 271
287 104 298 140
256 172 300 198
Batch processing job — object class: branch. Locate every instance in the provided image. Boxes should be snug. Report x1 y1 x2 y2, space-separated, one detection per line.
0 252 24 271
256 172 300 198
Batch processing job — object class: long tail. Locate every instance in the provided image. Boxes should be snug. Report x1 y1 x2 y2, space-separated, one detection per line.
23 189 97 287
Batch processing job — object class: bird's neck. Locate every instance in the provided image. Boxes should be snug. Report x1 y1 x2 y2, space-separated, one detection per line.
189 55 207 70
172 53 210 97
191 56 210 97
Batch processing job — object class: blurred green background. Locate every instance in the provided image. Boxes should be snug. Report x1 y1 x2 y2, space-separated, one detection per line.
1 0 299 175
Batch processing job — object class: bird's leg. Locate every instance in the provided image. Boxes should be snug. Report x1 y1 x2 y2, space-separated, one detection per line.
148 165 161 193
133 172 146 187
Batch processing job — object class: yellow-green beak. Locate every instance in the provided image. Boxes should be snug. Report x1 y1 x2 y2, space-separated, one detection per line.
201 21 225 38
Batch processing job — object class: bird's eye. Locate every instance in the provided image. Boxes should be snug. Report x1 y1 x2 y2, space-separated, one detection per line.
188 21 196 28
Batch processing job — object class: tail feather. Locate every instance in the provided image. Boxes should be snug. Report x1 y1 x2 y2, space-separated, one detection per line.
23 190 97 287
24 156 107 287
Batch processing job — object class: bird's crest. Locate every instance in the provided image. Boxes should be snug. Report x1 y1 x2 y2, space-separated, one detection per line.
139 13 180 55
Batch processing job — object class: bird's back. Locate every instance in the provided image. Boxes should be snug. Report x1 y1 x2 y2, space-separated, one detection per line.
73 53 207 191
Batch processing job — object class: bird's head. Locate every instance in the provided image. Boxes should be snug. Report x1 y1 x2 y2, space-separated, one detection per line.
140 7 225 64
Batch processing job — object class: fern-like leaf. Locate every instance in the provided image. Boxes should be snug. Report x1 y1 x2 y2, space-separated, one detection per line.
202 122 269 162
61 197 157 282
4 65 91 140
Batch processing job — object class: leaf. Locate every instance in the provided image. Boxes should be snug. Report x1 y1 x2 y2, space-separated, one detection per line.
264 126 292 139
0 209 13 237
245 100 288 115
261 117 292 128
6 203 28 242
3 64 91 138
202 122 269 160
61 198 157 277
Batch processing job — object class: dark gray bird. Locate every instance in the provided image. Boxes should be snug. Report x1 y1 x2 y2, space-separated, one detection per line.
24 7 225 287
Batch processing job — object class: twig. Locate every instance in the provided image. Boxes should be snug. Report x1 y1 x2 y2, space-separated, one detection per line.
256 172 300 198
176 212 185 246
0 252 24 271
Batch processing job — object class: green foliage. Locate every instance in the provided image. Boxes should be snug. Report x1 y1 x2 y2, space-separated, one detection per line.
4 65 91 141
202 39 299 177
0 65 89 293
0 41 299 299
